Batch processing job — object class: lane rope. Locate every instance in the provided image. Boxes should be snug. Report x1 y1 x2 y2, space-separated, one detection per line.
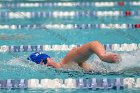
0 43 139 52
0 78 140 89
0 24 139 29
0 11 139 19
0 1 140 8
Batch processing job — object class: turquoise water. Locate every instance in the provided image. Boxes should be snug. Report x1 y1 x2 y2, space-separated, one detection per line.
0 89 140 93
0 0 140 92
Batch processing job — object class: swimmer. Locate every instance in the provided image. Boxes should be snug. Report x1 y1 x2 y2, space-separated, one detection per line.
27 41 121 71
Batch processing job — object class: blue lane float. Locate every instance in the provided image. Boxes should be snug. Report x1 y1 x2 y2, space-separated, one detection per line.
9 45 43 52
76 78 124 90
0 79 27 89
0 78 140 89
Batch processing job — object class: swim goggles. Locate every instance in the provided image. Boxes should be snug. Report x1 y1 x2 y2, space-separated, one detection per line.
42 58 48 65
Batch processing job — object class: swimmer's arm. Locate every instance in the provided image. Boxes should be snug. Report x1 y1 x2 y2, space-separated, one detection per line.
47 61 61 68
45 58 62 68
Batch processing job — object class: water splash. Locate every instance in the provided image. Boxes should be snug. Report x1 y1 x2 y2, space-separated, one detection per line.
2 49 140 77
5 56 54 73
91 49 140 74
7 49 140 73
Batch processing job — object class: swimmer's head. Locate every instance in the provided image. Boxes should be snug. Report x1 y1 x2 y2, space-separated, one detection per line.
27 52 50 64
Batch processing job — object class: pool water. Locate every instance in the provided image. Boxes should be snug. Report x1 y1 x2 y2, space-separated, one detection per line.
0 0 140 92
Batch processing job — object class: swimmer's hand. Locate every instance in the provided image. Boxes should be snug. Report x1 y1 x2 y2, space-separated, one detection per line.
100 53 122 63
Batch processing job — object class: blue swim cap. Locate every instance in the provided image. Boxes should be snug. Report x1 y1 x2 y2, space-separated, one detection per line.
27 52 50 64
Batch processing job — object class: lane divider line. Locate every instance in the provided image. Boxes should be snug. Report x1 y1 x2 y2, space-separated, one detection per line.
0 43 139 52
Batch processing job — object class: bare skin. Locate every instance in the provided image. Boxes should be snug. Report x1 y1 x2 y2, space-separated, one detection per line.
42 41 121 71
